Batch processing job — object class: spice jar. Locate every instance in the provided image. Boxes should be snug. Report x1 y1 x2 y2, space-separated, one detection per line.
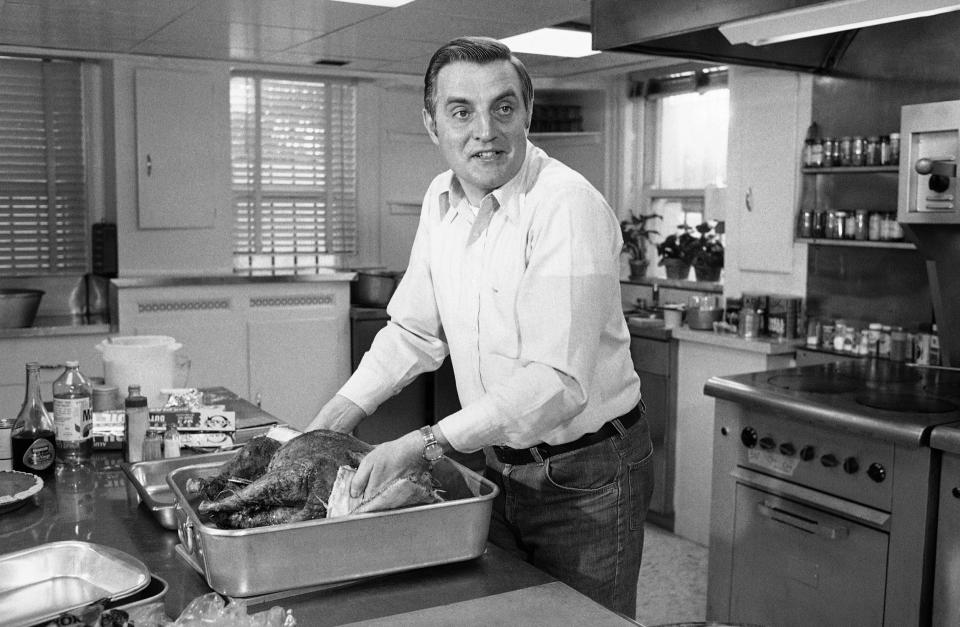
854 210 869 240
889 132 900 164
865 136 880 166
822 137 838 166
869 212 882 240
839 136 853 166
851 136 866 166
879 135 891 165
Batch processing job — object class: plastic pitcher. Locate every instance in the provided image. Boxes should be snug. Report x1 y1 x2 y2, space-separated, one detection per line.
95 336 189 408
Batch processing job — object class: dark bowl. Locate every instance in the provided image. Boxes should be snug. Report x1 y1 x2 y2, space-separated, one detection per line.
0 289 44 328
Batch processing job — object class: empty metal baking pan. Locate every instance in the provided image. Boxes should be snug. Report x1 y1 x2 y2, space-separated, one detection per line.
0 541 151 627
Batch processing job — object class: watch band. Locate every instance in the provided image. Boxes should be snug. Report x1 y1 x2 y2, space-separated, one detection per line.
419 425 444 463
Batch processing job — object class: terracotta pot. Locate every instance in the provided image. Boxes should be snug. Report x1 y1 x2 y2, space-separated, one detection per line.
628 259 649 280
662 259 691 280
694 264 722 282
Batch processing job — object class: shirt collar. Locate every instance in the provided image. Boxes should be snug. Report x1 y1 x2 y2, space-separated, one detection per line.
438 140 543 225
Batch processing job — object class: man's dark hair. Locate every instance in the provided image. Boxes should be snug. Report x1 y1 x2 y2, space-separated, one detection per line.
423 36 534 119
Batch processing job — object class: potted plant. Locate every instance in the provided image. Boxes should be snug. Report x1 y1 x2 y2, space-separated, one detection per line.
620 213 661 280
691 221 724 282
656 225 699 280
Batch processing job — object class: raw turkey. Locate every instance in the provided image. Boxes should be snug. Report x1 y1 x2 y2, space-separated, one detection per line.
189 429 441 528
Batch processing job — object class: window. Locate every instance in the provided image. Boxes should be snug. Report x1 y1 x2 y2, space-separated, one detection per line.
231 74 358 275
0 57 87 276
631 65 729 275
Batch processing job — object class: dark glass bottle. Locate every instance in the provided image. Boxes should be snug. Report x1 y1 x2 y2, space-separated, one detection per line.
12 362 57 477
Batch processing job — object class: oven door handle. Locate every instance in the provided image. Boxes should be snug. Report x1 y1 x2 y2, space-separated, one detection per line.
758 500 850 540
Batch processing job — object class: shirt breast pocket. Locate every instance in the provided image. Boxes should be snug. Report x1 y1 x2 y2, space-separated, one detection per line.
480 242 524 359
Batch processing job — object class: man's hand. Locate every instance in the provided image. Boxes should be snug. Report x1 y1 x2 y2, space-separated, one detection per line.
351 430 427 499
307 394 366 433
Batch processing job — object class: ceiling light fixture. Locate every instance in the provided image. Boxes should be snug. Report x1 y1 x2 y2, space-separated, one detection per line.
720 0 960 46
500 27 599 58
331 0 415 7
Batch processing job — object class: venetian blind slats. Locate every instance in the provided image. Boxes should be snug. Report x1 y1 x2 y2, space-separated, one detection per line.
0 57 87 274
231 74 358 273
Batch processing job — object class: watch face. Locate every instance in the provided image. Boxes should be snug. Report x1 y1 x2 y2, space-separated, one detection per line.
424 443 443 462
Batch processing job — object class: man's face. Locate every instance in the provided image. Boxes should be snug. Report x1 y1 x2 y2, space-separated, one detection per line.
422 60 530 205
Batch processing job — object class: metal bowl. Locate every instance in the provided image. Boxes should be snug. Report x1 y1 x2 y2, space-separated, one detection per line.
352 271 403 308
0 289 44 328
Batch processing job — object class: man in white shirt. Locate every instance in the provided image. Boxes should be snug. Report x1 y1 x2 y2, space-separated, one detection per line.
309 36 653 616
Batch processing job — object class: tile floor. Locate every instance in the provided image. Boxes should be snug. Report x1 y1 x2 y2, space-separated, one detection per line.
635 523 709 626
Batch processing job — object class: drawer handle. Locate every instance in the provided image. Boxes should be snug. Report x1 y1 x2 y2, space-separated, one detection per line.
757 500 849 540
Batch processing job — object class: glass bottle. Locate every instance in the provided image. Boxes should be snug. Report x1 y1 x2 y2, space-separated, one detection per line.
163 414 181 458
124 385 149 463
53 361 93 465
12 362 57 477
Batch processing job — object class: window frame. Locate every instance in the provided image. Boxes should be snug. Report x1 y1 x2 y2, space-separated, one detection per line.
230 71 359 276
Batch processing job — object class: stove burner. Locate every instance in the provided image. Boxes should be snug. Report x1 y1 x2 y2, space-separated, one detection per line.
855 392 959 413
836 360 923 385
766 374 860 394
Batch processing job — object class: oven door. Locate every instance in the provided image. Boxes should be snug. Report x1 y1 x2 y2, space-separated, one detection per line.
730 483 888 627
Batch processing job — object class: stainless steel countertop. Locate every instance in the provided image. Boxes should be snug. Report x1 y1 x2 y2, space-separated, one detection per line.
931 423 960 455
111 272 356 289
0 314 112 339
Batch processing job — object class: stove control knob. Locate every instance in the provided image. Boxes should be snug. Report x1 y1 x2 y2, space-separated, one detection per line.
820 453 839 468
741 427 759 448
779 442 796 457
843 457 860 474
759 436 776 451
799 445 816 461
867 463 887 483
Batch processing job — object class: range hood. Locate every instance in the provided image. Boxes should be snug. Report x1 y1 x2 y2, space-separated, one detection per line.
592 0 960 75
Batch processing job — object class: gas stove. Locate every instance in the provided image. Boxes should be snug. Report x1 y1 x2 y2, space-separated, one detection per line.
705 359 959 626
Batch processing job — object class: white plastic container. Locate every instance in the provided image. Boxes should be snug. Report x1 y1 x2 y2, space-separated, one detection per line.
95 336 186 408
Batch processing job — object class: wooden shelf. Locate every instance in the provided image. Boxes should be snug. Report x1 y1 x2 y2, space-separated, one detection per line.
802 165 899 174
797 237 913 249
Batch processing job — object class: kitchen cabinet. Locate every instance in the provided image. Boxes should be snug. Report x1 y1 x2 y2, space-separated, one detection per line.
0 334 111 413
934 451 960 625
529 88 608 193
630 332 677 529
113 277 352 429
671 327 798 545
726 68 805 275
134 68 221 229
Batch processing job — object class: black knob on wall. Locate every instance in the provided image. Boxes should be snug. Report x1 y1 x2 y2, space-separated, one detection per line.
821 454 839 468
779 442 796 457
843 457 860 474
759 437 776 451
867 462 887 483
799 445 816 461
741 427 758 448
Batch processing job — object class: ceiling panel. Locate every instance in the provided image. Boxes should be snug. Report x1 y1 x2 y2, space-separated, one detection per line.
0 0 659 78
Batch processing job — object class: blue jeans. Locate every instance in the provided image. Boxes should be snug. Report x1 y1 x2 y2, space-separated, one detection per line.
483 410 655 617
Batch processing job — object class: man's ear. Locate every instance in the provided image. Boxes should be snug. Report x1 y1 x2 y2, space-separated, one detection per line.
422 108 440 145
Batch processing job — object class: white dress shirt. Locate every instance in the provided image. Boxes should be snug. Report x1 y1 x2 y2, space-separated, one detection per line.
339 142 641 453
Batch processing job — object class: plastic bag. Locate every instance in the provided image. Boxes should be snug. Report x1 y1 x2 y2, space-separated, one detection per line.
168 592 296 627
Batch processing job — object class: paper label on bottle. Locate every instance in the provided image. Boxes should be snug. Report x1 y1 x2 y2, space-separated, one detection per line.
54 397 92 443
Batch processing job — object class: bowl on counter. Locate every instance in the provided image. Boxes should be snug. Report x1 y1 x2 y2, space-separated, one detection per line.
352 270 404 308
686 307 723 330
0 288 44 328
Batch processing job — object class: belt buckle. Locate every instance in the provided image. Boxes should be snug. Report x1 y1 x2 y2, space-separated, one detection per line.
528 446 544 463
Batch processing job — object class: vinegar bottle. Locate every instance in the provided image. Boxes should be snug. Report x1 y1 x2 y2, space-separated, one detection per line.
53 361 93 465
12 362 57 477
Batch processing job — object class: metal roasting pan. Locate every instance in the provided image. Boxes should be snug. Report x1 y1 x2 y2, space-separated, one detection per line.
0 541 151 627
167 456 498 598
122 451 239 529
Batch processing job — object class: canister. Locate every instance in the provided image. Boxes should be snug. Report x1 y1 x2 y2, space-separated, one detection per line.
839 136 853 166
854 210 869 240
865 136 880 166
0 418 12 471
851 136 866 166
822 138 838 166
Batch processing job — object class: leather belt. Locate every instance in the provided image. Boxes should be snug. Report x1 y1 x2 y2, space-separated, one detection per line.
492 404 642 465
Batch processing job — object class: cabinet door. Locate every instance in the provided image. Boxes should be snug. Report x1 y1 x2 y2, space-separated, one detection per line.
135 68 219 229
728 69 803 274
248 316 350 431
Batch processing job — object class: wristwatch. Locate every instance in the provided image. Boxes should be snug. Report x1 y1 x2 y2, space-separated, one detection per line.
419 426 444 464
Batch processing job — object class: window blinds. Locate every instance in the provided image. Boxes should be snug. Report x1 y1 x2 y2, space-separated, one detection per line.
231 75 358 274
0 57 87 275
